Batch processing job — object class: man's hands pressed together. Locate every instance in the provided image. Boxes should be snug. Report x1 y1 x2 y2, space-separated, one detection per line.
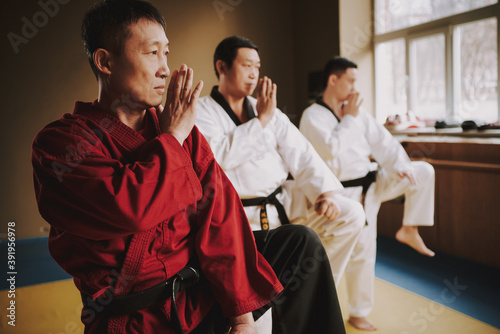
159 64 204 145
341 91 363 118
256 76 277 127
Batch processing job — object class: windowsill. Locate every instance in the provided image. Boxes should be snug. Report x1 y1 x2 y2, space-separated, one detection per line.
389 127 500 143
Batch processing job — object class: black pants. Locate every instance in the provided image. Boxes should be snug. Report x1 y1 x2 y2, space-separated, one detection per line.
193 225 346 334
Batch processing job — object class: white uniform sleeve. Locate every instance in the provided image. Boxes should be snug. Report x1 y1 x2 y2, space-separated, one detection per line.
300 106 364 161
196 97 275 170
271 110 343 204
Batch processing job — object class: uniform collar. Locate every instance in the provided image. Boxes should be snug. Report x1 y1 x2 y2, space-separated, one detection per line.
210 86 256 126
315 97 341 123
73 100 161 152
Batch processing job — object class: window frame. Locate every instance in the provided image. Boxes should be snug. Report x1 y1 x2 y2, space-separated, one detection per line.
373 1 500 122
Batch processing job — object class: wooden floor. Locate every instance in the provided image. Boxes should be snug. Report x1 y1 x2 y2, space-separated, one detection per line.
1 278 498 333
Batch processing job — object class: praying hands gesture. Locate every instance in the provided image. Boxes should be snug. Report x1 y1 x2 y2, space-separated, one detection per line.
342 91 363 118
158 64 204 145
256 76 277 127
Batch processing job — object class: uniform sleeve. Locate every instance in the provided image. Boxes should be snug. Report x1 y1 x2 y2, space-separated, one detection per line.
32 121 202 240
188 128 283 317
272 111 343 204
363 112 413 174
300 105 365 161
196 98 275 170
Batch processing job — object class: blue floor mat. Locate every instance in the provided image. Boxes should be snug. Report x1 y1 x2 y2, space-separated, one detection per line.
375 235 500 329
3 235 500 329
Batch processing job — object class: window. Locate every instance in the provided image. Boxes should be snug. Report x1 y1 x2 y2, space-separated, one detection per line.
410 33 446 120
374 0 499 124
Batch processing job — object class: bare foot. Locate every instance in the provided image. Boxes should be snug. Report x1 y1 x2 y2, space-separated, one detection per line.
396 226 435 257
348 316 377 331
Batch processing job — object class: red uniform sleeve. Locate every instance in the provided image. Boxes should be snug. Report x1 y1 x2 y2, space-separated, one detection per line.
32 116 203 240
187 127 283 318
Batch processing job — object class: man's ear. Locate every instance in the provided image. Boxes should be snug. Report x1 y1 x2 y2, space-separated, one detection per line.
328 73 338 87
93 48 113 76
215 59 227 77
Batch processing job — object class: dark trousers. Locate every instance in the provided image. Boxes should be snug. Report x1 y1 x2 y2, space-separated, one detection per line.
193 225 346 334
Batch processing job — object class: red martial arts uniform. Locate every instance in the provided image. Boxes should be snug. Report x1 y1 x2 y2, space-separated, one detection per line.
32 101 283 333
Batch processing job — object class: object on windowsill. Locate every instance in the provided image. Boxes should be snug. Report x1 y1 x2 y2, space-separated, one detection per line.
384 111 426 131
478 122 500 131
435 120 462 129
461 120 478 131
461 120 489 131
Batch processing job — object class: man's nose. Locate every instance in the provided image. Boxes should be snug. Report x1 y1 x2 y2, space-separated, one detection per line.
250 68 258 79
159 55 170 78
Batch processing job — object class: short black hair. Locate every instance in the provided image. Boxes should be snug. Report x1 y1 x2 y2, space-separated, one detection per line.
81 0 166 79
322 56 358 90
213 36 259 79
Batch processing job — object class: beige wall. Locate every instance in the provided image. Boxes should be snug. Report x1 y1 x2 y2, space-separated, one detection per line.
0 0 366 239
291 0 340 123
339 0 374 115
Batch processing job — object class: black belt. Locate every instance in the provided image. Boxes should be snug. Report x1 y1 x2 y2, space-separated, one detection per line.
341 170 377 209
81 266 199 334
341 170 377 194
241 186 291 232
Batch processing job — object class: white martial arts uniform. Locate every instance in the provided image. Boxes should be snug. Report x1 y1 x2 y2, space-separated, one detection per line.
300 102 435 317
195 89 365 284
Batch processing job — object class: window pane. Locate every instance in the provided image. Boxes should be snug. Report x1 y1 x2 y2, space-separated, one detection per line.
455 18 498 122
375 0 497 34
375 39 406 123
410 34 446 120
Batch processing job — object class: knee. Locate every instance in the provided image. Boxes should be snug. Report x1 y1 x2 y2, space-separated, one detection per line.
413 161 435 182
346 200 366 231
279 224 323 250
284 224 321 242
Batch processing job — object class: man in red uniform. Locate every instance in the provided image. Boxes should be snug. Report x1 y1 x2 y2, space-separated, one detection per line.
32 0 345 333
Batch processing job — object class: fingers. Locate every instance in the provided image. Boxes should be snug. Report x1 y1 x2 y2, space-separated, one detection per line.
329 204 341 220
271 83 277 103
181 67 194 101
399 171 419 186
315 200 340 220
175 64 188 100
166 69 179 104
315 200 326 216
357 97 364 108
262 76 269 97
351 92 359 104
168 65 200 105
188 80 204 105
315 191 341 220
408 172 419 186
257 78 264 98
258 77 276 99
